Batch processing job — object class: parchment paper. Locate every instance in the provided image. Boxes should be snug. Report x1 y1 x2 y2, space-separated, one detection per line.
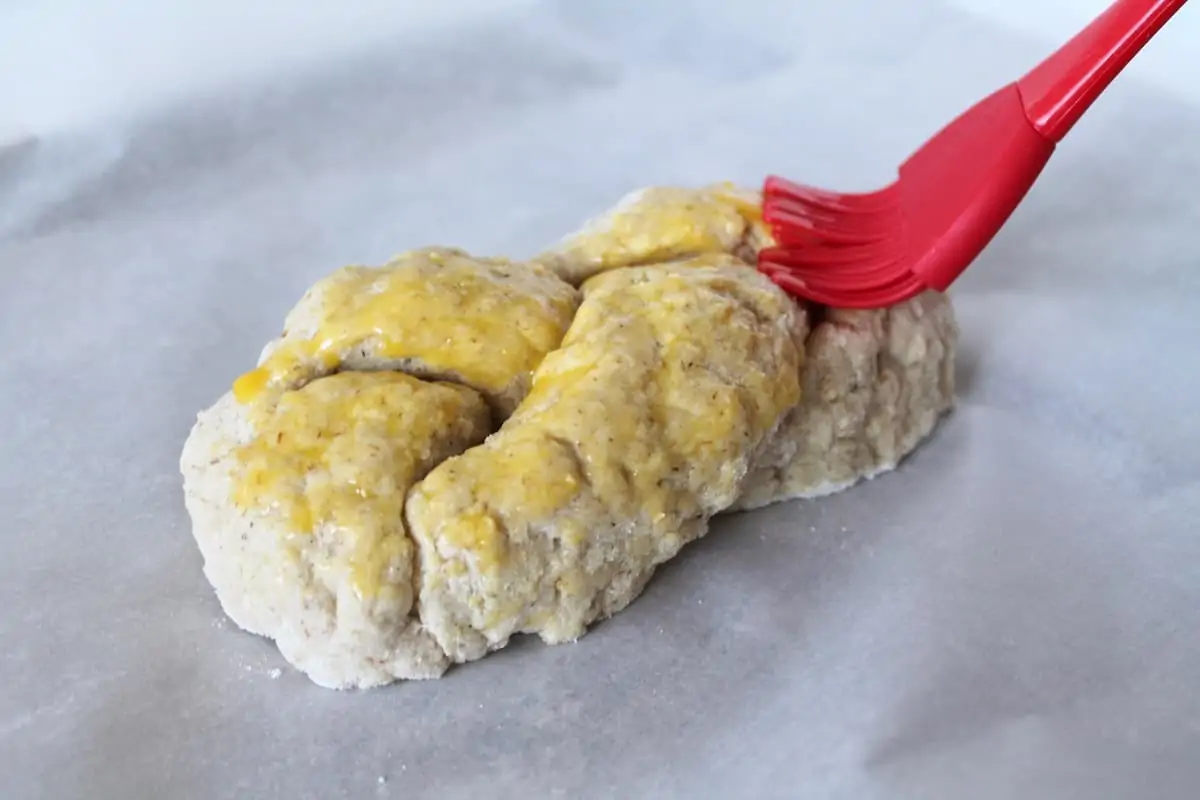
3 1 1199 797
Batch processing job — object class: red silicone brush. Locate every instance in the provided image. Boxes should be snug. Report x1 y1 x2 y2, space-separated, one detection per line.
757 0 1188 309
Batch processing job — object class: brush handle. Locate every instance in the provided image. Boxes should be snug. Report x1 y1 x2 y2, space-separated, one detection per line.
1016 0 1188 143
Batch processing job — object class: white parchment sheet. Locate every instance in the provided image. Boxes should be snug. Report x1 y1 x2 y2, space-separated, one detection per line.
2 1 1199 798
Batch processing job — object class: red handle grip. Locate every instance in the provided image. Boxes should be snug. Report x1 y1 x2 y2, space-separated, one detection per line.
1016 0 1188 143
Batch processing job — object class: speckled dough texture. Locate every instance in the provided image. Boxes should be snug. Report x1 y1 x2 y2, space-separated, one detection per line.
733 293 957 510
242 247 580 417
179 185 958 689
180 374 492 689
407 258 803 663
540 185 958 511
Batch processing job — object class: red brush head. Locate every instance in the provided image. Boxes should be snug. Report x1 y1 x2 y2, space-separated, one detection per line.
759 84 1055 309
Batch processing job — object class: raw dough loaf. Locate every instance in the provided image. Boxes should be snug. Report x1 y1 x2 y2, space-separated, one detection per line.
180 372 491 689
180 184 957 689
406 257 802 662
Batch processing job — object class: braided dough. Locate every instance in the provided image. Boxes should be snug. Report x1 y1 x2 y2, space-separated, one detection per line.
180 185 957 689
